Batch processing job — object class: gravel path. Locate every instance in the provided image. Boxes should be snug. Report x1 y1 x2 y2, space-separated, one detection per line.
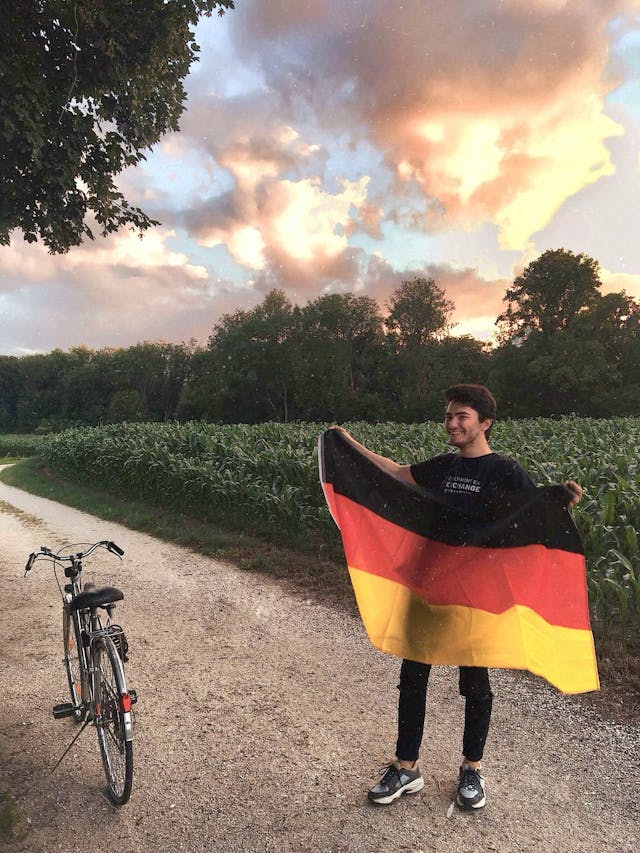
0 476 638 852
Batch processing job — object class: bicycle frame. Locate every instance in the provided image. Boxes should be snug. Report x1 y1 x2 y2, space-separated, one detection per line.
65 598 133 735
63 561 91 709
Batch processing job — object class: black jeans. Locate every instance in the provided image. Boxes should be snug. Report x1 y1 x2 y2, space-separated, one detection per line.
395 659 493 763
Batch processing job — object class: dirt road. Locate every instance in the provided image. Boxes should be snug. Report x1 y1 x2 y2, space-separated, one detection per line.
0 476 637 852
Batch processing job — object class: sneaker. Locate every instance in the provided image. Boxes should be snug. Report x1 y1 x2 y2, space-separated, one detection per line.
368 762 424 805
456 763 486 809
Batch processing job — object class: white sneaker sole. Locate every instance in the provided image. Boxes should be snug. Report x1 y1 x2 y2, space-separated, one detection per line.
369 776 424 805
456 792 486 810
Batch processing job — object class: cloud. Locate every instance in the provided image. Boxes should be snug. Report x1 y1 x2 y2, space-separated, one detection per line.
365 264 509 340
122 0 637 334
268 177 365 263
223 0 632 252
0 230 256 354
180 112 371 291
600 268 640 301
3 0 637 356
306 251 508 342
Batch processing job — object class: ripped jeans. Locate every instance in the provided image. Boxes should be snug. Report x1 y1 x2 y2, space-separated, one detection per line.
395 659 493 763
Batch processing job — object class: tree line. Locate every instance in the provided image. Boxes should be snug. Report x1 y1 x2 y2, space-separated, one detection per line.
1 249 639 432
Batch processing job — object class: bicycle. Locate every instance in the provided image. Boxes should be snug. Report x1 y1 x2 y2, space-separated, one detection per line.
24 540 137 805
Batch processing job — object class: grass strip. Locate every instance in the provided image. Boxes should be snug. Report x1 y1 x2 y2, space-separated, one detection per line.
0 789 21 841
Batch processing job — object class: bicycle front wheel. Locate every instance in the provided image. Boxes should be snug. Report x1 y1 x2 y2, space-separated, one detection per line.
62 606 86 722
94 638 133 805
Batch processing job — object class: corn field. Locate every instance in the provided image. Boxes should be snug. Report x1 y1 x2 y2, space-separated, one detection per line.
37 417 640 638
0 434 43 458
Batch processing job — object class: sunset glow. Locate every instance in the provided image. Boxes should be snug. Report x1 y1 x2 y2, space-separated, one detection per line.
1 0 638 354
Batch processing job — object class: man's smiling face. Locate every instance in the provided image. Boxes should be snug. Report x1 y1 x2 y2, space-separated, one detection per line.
444 401 492 452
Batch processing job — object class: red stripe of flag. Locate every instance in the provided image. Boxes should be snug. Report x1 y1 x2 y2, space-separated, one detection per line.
328 484 590 630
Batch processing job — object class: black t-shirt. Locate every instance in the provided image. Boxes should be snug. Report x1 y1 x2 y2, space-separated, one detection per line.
410 452 534 514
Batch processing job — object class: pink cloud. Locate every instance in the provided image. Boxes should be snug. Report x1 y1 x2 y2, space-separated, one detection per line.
226 0 632 250
0 231 255 353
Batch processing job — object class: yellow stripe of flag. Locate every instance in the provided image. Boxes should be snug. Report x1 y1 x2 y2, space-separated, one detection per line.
349 566 599 694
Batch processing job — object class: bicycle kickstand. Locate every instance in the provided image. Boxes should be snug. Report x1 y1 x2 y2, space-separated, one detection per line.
50 718 92 776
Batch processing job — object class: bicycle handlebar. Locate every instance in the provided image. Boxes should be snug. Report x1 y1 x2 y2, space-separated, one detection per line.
23 540 125 575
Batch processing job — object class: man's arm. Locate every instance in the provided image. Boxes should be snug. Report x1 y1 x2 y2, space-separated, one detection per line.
330 426 416 485
511 458 582 508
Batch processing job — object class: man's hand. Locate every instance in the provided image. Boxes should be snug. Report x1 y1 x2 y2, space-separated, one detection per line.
565 480 583 508
330 424 352 440
327 426 415 485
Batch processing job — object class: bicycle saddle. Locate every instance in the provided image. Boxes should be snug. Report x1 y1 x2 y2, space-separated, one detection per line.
69 586 124 612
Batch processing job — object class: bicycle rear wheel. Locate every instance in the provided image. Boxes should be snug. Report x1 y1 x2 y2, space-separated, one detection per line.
62 606 86 722
94 638 133 805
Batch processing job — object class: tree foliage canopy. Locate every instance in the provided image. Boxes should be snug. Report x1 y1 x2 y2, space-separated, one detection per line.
385 277 454 348
0 0 233 252
496 249 602 341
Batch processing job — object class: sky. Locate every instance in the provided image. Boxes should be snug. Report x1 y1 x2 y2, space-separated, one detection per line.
2 0 640 356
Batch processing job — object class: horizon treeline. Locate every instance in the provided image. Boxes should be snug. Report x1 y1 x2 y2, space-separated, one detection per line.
1 249 639 432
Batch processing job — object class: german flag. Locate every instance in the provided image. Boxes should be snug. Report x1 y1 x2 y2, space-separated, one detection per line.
319 429 599 694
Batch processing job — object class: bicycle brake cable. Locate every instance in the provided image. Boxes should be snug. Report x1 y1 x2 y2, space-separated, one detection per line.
52 559 66 601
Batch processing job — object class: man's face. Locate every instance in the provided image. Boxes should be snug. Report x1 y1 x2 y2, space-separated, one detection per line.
443 401 492 450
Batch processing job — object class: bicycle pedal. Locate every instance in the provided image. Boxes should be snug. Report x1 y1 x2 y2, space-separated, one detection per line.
128 689 138 705
52 702 77 719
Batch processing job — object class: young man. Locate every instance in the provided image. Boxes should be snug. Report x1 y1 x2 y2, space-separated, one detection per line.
333 384 582 810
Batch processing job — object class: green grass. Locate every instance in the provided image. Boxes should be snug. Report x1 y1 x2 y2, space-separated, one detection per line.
0 789 20 840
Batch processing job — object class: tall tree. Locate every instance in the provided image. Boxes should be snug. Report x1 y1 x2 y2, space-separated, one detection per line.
207 290 300 422
61 345 114 425
569 291 640 357
384 277 454 349
1 0 233 252
382 277 455 420
491 288 640 417
14 349 70 430
496 249 602 341
110 342 194 421
298 293 384 419
0 356 21 432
